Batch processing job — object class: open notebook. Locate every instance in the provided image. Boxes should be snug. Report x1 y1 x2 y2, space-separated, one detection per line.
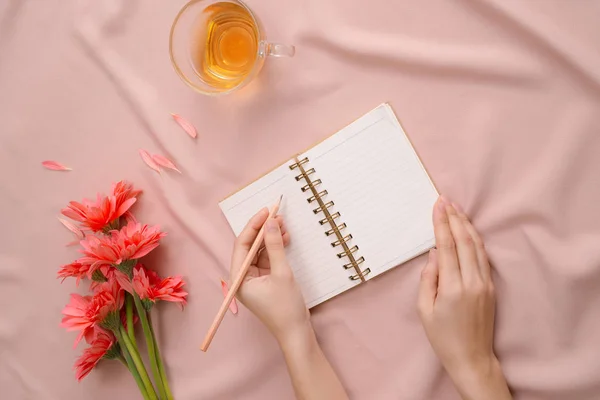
220 104 438 308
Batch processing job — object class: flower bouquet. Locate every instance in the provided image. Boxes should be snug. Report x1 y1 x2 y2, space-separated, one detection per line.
58 181 187 400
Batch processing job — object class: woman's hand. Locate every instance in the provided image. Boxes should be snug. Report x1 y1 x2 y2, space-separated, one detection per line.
230 208 311 344
418 196 511 400
231 208 349 400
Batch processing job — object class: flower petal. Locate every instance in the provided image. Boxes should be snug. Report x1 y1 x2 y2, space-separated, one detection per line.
114 270 134 294
116 198 137 217
42 161 72 171
220 279 238 315
58 218 85 240
171 113 197 138
138 149 161 174
123 211 137 225
151 154 182 174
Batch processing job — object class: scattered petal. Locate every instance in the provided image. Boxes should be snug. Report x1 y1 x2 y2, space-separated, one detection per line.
42 161 72 171
58 218 85 240
65 240 80 247
220 279 238 315
152 154 182 174
171 113 197 139
139 149 161 174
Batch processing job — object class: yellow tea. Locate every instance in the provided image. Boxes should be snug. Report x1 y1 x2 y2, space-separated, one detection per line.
192 2 259 90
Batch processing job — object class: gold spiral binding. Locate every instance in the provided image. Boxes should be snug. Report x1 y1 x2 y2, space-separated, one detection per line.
302 179 321 192
337 245 359 258
350 268 371 281
325 223 347 236
289 157 309 170
307 190 328 203
319 212 340 225
291 157 368 282
344 256 364 270
331 234 352 247
295 168 315 181
313 201 334 214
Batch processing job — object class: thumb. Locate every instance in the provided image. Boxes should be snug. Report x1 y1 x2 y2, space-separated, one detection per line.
264 217 289 276
418 249 439 317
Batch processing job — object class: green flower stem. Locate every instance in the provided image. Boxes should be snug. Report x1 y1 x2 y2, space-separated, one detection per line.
115 329 153 400
126 294 136 345
117 354 128 367
117 325 158 400
133 294 169 400
148 313 173 400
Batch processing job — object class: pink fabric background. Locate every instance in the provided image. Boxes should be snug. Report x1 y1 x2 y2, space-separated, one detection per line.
1 0 600 399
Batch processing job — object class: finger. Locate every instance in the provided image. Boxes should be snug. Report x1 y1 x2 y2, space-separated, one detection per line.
231 208 269 276
274 215 291 246
257 231 290 270
274 215 284 229
446 204 482 285
244 265 260 279
256 248 271 270
282 232 291 247
433 196 461 288
264 217 291 277
418 249 439 316
453 203 491 282
255 223 290 253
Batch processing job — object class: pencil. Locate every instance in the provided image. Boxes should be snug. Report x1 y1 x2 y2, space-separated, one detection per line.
200 195 283 352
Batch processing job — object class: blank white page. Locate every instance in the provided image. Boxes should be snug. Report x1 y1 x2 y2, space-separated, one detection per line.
301 104 438 281
219 162 356 308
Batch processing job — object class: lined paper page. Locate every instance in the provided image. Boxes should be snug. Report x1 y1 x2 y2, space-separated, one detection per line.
303 104 437 281
219 162 355 308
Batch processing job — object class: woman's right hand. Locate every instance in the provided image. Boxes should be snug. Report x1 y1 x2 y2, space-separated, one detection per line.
418 196 512 400
230 208 311 345
232 209 348 400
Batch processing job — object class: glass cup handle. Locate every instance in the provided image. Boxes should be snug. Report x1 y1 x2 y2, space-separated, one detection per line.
266 42 296 58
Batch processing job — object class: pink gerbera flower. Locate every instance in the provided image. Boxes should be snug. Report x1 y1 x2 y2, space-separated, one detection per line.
58 261 91 285
78 234 123 276
61 180 140 232
77 222 165 278
74 328 116 381
121 264 187 308
61 280 124 347
109 221 167 261
111 181 142 209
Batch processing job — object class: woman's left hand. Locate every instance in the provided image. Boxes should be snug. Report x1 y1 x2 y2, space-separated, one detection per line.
417 196 511 400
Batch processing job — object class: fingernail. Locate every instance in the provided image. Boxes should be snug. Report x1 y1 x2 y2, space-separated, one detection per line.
446 204 457 215
452 202 465 214
427 248 437 263
436 197 446 213
266 218 278 232
439 194 450 205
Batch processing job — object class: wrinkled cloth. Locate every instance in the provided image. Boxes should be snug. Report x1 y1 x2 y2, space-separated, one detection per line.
1 0 600 399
